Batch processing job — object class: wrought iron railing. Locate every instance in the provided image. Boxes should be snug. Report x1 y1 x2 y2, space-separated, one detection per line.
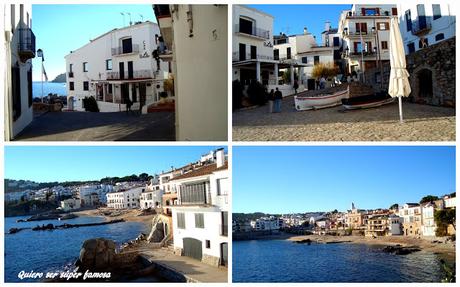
235 24 270 39
111 44 140 56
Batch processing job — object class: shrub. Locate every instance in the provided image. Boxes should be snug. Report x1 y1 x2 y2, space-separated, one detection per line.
232 80 244 110
247 81 267 106
312 62 340 79
82 96 99 112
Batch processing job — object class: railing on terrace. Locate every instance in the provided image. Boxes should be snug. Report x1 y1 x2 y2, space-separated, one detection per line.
106 70 152 80
111 44 140 56
411 17 432 35
234 24 270 40
232 52 274 62
18 28 36 59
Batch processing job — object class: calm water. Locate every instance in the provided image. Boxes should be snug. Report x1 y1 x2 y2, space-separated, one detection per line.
4 215 147 282
233 239 447 282
33 82 67 98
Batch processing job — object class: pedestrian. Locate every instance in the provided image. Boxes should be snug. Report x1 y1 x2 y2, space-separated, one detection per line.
293 80 299 94
320 76 326 89
347 74 352 83
268 89 275 113
126 97 133 114
274 88 282 113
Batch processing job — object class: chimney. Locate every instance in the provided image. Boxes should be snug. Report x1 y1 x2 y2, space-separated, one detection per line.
303 27 307 35
325 21 331 32
216 148 225 168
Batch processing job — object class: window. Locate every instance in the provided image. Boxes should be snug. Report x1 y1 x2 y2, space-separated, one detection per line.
221 211 228 236
250 45 257 60
205 240 211 249
273 49 279 60
419 38 428 49
239 17 254 35
12 67 21 121
378 22 389 31
314 56 320 65
28 69 32 107
177 212 185 229
195 213 204 228
433 5 441 20
301 57 308 64
362 8 379 16
108 84 112 94
83 62 88 72
407 42 415 53
11 4 15 33
83 81 89 91
392 8 398 16
405 10 412 31
333 37 340 47
381 41 388 50
435 33 445 41
69 82 74 91
69 64 73 73
106 59 112 70
355 22 367 34
287 47 291 59
122 38 133 53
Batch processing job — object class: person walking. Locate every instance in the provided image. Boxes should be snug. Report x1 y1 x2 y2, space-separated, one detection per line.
274 88 283 113
320 76 326 89
268 89 275 113
293 80 299 94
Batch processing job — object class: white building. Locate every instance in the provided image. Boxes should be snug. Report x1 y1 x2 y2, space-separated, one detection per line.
60 198 81 212
65 21 169 112
3 4 35 140
338 4 397 76
388 214 402 235
153 5 228 141
106 186 144 209
398 203 422 236
170 149 228 266
77 184 112 205
250 216 280 231
421 202 437 236
443 195 456 209
398 4 455 54
140 182 163 210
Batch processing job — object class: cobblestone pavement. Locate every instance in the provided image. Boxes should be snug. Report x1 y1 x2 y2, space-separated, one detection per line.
14 111 175 141
233 97 455 141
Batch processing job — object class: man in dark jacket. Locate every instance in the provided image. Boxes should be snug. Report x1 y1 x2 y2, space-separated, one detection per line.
274 88 282 112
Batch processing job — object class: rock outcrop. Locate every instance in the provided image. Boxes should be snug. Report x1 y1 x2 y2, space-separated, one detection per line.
76 238 117 272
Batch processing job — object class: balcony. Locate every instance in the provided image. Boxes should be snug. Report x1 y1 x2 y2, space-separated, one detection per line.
235 24 270 40
232 52 274 62
106 69 153 80
18 28 36 62
411 17 432 35
68 72 74 78
153 5 173 54
111 44 140 56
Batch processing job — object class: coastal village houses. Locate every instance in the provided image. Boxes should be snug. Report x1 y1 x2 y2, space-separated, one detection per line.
170 148 229 266
140 176 164 210
338 4 397 78
65 21 169 112
153 5 228 141
3 4 35 140
106 186 144 209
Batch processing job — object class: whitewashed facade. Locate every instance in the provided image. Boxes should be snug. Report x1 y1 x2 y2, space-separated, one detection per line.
3 3 35 140
154 5 228 141
65 21 169 112
398 4 455 54
338 4 397 75
170 149 229 266
106 186 144 209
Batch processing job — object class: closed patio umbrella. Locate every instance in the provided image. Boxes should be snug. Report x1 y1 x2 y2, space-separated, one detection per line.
388 17 411 123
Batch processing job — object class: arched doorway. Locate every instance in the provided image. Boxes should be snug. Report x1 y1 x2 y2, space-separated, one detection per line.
417 69 433 99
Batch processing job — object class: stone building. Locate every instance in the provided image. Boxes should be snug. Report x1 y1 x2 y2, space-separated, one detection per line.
364 37 455 107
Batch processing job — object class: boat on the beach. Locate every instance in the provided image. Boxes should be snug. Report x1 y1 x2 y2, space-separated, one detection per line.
294 89 349 111
341 92 395 110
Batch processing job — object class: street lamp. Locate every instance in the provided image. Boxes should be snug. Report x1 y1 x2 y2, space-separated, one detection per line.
37 48 44 103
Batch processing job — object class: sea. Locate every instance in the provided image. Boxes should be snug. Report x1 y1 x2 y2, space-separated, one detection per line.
233 239 449 283
32 82 67 99
4 215 148 283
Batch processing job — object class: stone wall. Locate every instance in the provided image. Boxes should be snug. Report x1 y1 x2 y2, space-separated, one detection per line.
364 37 455 107
202 254 220 267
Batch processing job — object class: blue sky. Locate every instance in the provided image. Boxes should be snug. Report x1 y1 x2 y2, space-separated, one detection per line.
32 4 156 81
5 146 224 182
249 4 351 44
233 146 455 213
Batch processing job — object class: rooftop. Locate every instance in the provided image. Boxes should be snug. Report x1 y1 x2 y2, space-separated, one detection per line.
171 162 228 181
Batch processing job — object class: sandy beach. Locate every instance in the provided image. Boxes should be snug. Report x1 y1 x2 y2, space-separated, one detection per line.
73 208 154 225
287 234 456 260
233 97 455 141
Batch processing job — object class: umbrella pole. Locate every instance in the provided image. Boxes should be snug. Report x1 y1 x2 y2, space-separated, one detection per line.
398 96 403 123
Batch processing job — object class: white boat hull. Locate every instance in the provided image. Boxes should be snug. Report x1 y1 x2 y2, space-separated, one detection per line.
294 90 349 111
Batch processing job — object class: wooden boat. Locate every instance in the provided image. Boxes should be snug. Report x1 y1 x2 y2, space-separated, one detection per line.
294 89 349 111
341 92 395 110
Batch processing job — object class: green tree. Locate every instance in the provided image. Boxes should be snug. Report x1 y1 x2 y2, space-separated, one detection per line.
139 173 150 182
389 203 399 210
434 208 456 236
420 195 439 204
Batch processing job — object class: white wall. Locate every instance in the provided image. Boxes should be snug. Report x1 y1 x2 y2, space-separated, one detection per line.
398 3 455 54
171 5 228 141
4 4 34 139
